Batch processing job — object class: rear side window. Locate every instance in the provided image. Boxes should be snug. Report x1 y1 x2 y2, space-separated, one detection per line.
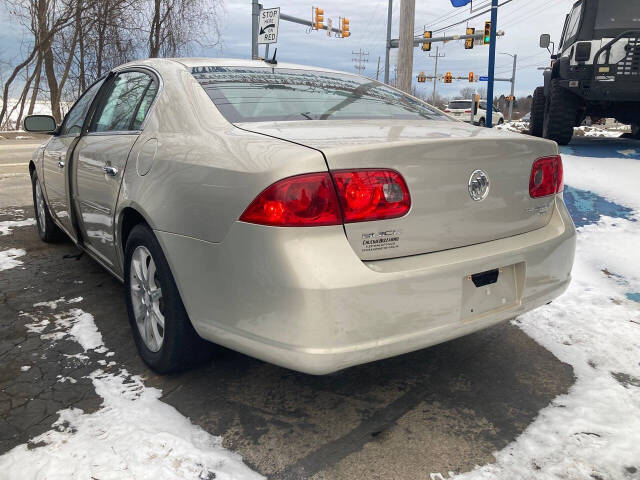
191 67 448 123
91 71 157 132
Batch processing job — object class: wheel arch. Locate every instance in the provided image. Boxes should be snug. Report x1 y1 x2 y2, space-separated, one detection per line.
116 204 155 271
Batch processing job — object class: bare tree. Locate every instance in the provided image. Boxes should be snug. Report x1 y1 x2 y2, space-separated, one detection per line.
1 0 224 129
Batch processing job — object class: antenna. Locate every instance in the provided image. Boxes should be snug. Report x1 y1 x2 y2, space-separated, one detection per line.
265 48 278 65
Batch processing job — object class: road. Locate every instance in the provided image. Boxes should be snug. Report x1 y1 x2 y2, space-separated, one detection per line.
0 137 45 206
0 134 606 479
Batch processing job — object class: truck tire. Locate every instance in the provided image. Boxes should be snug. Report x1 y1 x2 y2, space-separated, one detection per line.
529 87 545 137
543 79 579 146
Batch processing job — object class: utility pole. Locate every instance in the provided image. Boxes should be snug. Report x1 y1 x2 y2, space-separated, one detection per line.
352 49 369 75
485 0 499 127
429 46 445 106
376 56 381 81
508 53 517 122
397 0 416 93
384 0 393 84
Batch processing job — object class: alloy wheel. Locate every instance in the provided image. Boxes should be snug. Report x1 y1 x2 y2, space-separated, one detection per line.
35 178 46 233
129 245 165 352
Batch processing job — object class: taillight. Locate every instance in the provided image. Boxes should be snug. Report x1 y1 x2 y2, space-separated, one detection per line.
239 173 341 226
332 169 411 223
465 109 472 113
240 169 411 226
529 155 563 198
444 109 451 113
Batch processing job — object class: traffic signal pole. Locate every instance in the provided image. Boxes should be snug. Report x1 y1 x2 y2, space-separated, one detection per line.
384 0 393 84
485 0 499 128
252 0 260 60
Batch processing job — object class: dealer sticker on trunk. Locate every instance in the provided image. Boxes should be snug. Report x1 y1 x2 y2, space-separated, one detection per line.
362 230 402 253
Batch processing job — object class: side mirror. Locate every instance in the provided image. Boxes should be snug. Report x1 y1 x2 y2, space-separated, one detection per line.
24 115 57 133
539 34 551 49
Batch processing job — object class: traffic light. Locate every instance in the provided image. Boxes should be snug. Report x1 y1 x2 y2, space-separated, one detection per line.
506 95 516 102
469 72 475 83
465 27 475 49
417 72 427 83
341 17 350 37
483 21 491 44
314 7 324 30
444 72 453 84
422 31 432 52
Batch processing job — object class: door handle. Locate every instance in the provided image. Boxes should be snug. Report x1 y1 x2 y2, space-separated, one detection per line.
57 160 65 168
103 165 118 176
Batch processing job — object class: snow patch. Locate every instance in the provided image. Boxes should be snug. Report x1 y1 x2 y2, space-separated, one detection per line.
0 218 36 235
20 366 31 372
455 219 640 478
0 248 26 271
2 304 263 479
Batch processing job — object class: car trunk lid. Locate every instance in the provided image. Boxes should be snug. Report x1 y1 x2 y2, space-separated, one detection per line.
236 119 559 260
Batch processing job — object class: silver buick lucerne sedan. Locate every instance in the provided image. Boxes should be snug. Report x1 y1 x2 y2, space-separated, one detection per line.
24 58 576 374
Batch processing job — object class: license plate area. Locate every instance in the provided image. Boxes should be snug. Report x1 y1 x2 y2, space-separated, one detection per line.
461 263 525 321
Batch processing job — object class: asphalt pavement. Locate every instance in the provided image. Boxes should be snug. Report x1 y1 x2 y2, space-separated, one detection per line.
0 134 579 479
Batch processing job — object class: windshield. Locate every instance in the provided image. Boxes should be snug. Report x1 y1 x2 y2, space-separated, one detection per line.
596 0 640 31
191 67 448 123
448 101 472 110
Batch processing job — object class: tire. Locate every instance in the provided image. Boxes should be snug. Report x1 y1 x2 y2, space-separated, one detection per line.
529 87 546 137
543 79 580 146
31 171 64 242
497 118 504 125
124 224 213 373
479 118 486 127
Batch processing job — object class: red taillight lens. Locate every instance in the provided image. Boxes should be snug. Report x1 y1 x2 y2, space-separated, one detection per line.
444 109 451 113
464 109 472 113
529 155 564 198
332 169 411 223
239 173 341 226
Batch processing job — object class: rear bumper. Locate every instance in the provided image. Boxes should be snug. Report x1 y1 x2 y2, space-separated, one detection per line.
156 197 576 375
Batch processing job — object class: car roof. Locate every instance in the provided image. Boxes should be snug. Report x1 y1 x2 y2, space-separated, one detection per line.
117 57 353 77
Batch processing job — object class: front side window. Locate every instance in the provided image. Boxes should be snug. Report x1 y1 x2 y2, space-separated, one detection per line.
191 67 448 123
60 79 105 136
563 2 583 48
91 71 156 132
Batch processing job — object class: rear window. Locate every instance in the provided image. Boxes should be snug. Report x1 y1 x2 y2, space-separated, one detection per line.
448 101 472 110
595 0 640 31
191 66 448 123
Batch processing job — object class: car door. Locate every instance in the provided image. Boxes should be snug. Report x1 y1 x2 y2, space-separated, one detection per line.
73 69 159 270
42 79 105 236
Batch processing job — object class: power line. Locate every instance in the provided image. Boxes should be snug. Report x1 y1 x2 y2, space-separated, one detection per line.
432 0 518 33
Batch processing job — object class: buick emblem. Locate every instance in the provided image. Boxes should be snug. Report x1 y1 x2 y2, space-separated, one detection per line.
468 169 490 202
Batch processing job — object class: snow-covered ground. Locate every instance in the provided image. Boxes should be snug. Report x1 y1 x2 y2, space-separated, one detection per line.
0 299 264 480
496 121 631 139
451 141 640 479
1 136 639 478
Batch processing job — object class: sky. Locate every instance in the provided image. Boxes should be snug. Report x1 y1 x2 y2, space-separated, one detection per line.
0 0 578 100
208 0 577 98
